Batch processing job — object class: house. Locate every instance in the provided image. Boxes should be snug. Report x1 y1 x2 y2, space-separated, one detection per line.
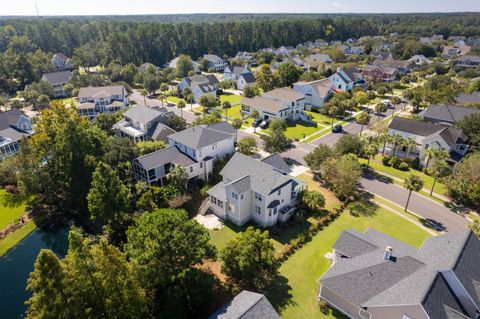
340 45 364 56
207 152 305 227
362 65 397 83
314 39 329 48
442 45 471 59
408 54 433 66
77 86 129 119
423 104 480 126
209 290 280 319
0 109 34 160
304 54 332 70
113 105 175 142
178 74 219 102
167 57 200 73
373 58 411 74
370 50 393 61
319 228 480 319
453 55 480 69
41 71 72 98
235 51 257 65
51 53 74 71
274 46 295 56
388 116 469 164
329 67 365 91
137 63 160 73
456 91 480 106
285 56 307 69
293 78 334 110
203 54 228 71
448 35 467 42
223 66 256 90
241 87 306 121
133 122 235 185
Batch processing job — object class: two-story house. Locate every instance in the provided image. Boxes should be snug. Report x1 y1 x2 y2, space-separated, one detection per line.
178 74 219 102
235 51 257 65
77 86 129 119
167 57 200 73
329 67 365 91
41 71 72 98
373 58 411 74
51 53 74 71
453 55 480 69
133 122 235 185
241 87 306 121
408 54 433 67
208 153 305 227
304 54 333 70
388 116 469 165
293 78 333 110
113 105 175 142
319 228 480 319
223 66 256 90
423 104 480 126
203 54 228 71
362 65 397 83
340 45 364 56
0 109 34 160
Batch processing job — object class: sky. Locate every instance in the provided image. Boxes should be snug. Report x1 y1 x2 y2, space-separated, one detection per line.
1 0 479 16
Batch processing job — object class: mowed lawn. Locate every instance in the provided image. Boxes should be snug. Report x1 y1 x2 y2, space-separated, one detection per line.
0 189 28 229
273 206 431 319
166 96 182 104
219 94 242 105
285 122 326 140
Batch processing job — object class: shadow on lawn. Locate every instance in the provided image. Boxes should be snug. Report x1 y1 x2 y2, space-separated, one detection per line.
362 168 394 184
265 274 296 312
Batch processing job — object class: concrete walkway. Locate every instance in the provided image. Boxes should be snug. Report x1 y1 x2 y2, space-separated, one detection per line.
195 213 224 229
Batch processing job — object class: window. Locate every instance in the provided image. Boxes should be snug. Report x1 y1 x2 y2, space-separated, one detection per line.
200 162 203 168
278 189 281 196
240 194 244 200
232 192 238 200
190 167 193 173
255 192 262 201
218 200 223 208
255 206 261 214
212 143 218 150
268 209 272 216
211 196 217 205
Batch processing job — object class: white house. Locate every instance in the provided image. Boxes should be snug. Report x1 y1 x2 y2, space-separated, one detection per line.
0 109 34 160
51 53 74 71
113 105 175 142
167 57 200 73
293 78 333 110
329 67 365 91
235 51 257 65
178 74 219 102
408 54 433 66
241 87 306 121
388 116 469 165
237 73 256 91
77 86 129 119
223 66 256 90
133 122 235 185
203 54 228 71
41 71 72 98
208 153 305 227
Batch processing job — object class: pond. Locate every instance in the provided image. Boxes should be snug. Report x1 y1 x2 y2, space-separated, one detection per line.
0 228 69 319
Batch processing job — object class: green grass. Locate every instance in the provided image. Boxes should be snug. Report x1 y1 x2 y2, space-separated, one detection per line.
285 122 325 140
166 96 182 104
359 156 448 196
305 111 333 126
219 93 242 105
0 189 29 229
53 97 77 107
223 104 243 120
272 206 431 319
0 221 36 257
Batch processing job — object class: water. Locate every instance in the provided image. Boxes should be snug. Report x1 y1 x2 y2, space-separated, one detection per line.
0 228 69 319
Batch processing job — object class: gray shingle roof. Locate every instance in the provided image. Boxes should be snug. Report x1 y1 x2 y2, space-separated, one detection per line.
78 86 125 99
122 105 166 124
147 122 176 141
135 146 195 170
208 121 236 135
0 109 32 142
240 72 256 84
261 153 291 174
332 229 379 258
204 54 223 62
456 92 480 105
225 65 249 75
42 70 72 85
208 290 280 319
424 104 480 124
168 123 234 150
241 96 287 114
389 116 446 137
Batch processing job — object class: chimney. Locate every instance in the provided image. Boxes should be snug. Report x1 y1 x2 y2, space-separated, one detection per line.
383 246 393 261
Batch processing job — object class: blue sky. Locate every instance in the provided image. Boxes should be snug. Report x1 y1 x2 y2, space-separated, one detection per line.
2 0 479 16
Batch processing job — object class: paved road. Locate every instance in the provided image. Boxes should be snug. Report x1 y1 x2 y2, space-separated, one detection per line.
360 173 469 232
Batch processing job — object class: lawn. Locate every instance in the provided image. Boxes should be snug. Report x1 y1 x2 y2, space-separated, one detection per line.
166 96 182 104
285 122 325 141
305 111 333 126
219 93 242 105
0 221 36 257
223 104 243 120
271 205 431 319
54 97 77 107
0 189 28 230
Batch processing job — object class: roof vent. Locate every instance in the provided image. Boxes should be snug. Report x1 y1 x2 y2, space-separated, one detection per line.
383 246 393 261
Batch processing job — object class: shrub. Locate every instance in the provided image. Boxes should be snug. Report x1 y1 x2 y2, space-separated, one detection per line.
390 156 401 169
398 162 410 171
5 185 19 194
382 156 391 166
411 157 421 170
318 299 330 314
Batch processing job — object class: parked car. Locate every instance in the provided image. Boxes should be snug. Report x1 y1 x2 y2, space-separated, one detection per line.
332 124 342 133
259 120 270 129
252 118 262 127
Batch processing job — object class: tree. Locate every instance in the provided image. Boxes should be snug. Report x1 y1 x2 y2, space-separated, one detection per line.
250 109 260 132
176 54 194 77
321 154 362 199
378 133 389 156
429 160 451 196
87 162 130 238
456 114 480 149
143 73 159 95
403 137 417 159
199 94 217 113
390 96 401 117
334 134 365 156
277 62 303 86
231 118 243 142
243 85 257 98
445 153 480 205
391 134 404 157
221 100 231 119
304 144 333 174
221 227 278 290
255 64 278 92
64 83 74 106
177 99 186 118
357 111 370 135
374 102 387 118
300 190 325 213
26 230 147 319
167 165 189 191
182 87 192 99
262 119 291 153
353 91 368 106
237 137 257 155
38 94 50 108
125 209 216 289
140 89 148 106
424 147 437 170
403 174 424 212
364 143 378 167
167 114 187 132
470 219 480 237
94 112 123 135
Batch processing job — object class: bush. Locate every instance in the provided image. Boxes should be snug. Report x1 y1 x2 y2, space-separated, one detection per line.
382 156 391 166
411 157 421 170
318 299 330 314
390 156 401 169
398 162 410 171
5 185 19 194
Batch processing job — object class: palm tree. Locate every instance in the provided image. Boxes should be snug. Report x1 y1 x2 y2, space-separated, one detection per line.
232 118 243 143
403 137 417 159
390 96 401 117
222 101 232 120
403 174 424 212
378 133 389 156
64 83 74 107
391 134 404 157
375 103 387 120
429 160 451 196
357 111 370 135
364 144 379 167
186 94 194 111
424 147 437 170
250 109 260 132
177 99 186 119
159 94 166 107
140 89 148 106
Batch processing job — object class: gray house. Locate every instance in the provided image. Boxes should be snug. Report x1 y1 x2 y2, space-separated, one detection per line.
423 104 480 126
209 290 280 319
319 228 480 319
77 86 129 119
0 109 34 160
41 70 72 97
203 54 228 71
